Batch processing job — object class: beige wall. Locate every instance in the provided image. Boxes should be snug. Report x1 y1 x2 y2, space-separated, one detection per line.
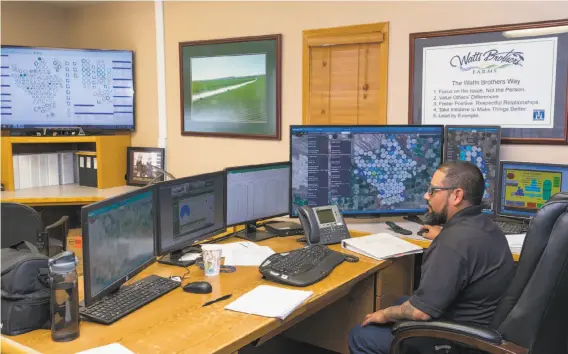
66 1 158 147
164 1 568 178
1 1 70 47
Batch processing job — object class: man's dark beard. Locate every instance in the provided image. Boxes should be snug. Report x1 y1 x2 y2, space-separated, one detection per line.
424 202 448 225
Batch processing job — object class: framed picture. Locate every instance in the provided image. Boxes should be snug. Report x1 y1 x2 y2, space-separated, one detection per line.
409 19 568 144
179 34 282 140
126 147 165 186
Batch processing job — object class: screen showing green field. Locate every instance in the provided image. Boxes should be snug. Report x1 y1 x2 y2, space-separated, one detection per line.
503 169 562 213
190 54 266 123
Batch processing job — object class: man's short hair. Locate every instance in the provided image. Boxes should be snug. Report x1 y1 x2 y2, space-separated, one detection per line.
438 161 485 206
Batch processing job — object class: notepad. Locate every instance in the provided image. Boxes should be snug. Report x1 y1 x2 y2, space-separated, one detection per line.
224 285 313 320
224 246 275 266
341 233 423 260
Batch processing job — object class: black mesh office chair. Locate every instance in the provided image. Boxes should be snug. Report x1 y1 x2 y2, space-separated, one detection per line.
1 202 69 257
391 192 568 354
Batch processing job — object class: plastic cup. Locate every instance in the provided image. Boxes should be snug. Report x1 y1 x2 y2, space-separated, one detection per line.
201 245 222 276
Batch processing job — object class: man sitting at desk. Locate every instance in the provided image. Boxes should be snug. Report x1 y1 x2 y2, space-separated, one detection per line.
349 161 515 354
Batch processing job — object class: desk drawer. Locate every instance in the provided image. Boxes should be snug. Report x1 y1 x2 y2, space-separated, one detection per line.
375 291 399 310
375 255 414 296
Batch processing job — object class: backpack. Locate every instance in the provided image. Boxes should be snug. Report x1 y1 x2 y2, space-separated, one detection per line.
1 241 51 335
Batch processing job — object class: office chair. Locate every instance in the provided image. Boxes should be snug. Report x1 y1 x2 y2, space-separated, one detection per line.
390 192 568 354
1 202 69 257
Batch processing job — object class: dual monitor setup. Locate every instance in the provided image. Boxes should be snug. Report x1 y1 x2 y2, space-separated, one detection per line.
80 124 568 312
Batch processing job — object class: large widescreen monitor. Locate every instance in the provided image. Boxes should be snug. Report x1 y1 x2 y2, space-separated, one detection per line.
290 125 444 217
0 46 135 131
497 161 568 219
444 125 501 214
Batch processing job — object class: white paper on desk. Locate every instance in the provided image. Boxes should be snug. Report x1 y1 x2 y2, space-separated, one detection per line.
342 233 423 260
75 343 134 354
224 246 275 266
201 241 260 258
225 285 313 320
505 233 526 247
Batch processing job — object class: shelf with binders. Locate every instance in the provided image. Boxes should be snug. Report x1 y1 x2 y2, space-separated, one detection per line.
1 134 131 197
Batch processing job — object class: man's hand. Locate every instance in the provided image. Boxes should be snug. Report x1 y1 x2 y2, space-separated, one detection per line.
420 225 442 240
362 301 431 326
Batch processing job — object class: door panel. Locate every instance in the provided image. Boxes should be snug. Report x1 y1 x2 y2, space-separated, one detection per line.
357 43 382 125
309 47 330 125
329 44 359 125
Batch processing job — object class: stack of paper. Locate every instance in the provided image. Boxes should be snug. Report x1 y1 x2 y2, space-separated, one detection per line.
505 233 526 254
76 343 134 354
225 285 313 320
201 241 261 258
341 232 423 260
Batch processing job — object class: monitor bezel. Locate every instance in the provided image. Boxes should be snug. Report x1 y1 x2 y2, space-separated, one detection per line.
224 161 292 227
443 125 502 215
81 185 157 307
155 171 227 256
0 45 136 132
496 160 568 220
288 124 445 218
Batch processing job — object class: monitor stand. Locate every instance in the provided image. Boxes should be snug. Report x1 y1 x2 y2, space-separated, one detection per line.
236 222 276 242
157 247 201 268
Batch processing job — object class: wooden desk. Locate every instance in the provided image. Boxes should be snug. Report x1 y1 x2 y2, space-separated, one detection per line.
0 184 138 206
7 230 412 354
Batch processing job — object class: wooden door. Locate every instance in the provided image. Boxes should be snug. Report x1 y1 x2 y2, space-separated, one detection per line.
303 23 389 126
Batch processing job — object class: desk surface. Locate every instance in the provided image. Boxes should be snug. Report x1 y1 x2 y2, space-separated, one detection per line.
0 184 138 206
9 231 387 354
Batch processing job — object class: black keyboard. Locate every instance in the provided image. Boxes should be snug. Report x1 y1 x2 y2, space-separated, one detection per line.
496 221 528 235
80 275 180 325
259 245 346 287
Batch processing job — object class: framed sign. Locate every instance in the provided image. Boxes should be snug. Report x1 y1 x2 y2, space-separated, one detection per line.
179 34 282 140
409 19 568 144
126 147 165 186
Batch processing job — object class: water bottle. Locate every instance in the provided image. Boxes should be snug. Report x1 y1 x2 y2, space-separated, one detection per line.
49 251 80 342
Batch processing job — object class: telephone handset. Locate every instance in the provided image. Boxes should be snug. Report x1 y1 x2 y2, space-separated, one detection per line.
297 205 350 245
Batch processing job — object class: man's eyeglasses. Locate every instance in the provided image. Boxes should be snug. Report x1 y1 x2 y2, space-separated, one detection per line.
427 185 457 196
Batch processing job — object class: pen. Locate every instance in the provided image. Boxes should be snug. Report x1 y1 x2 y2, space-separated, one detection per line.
202 294 232 307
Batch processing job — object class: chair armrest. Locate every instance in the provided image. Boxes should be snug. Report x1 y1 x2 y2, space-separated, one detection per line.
45 216 69 231
391 321 528 354
393 320 502 343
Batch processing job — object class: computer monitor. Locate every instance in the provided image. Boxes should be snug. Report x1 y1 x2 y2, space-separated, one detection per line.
290 125 444 217
156 171 225 267
444 125 501 214
81 186 157 307
0 45 135 131
497 161 568 219
225 161 291 241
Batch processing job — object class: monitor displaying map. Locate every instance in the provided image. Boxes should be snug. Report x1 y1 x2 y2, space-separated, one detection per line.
498 162 568 218
0 46 134 130
444 126 501 214
290 125 444 217
84 188 155 301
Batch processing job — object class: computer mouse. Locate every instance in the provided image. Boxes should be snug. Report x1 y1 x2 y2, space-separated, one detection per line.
183 281 212 294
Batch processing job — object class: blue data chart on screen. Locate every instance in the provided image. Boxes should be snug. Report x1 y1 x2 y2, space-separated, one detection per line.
445 127 500 214
0 46 134 129
290 126 444 216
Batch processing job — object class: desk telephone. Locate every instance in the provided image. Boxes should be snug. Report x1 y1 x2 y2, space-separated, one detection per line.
297 205 350 245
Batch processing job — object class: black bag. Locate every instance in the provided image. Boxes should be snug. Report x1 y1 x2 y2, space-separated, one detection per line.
1 241 51 335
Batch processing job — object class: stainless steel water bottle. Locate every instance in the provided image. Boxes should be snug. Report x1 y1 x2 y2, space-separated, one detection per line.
49 251 80 342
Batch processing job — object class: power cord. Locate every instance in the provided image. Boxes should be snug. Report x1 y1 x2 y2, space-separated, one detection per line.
169 266 191 283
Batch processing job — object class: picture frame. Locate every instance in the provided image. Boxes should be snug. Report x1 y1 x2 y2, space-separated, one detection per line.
126 147 165 186
179 34 282 140
409 19 568 144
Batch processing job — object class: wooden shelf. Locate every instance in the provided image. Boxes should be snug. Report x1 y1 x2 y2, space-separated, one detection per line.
0 184 139 206
1 134 131 192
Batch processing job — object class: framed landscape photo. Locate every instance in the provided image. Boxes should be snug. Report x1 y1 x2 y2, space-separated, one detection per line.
409 19 568 144
126 147 165 186
179 34 282 140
